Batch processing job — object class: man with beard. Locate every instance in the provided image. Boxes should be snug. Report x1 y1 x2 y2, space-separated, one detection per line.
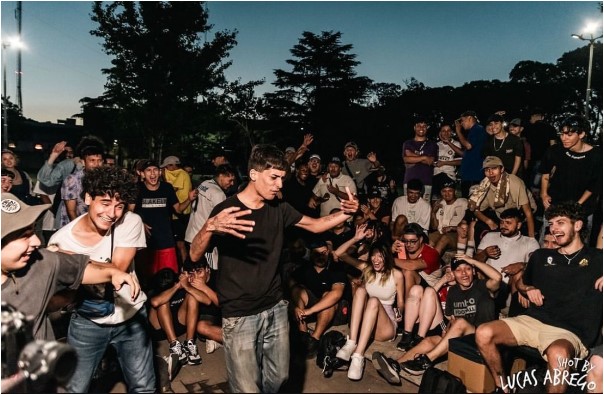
476 202 603 393
342 141 381 198
468 156 535 245
311 157 357 217
475 208 539 316
289 239 350 358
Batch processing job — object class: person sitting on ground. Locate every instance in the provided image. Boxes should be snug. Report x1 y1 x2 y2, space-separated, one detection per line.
428 180 467 256
541 226 558 249
358 187 391 227
334 235 404 381
2 168 14 192
391 255 501 377
475 202 602 393
289 239 350 359
392 223 442 300
391 178 431 233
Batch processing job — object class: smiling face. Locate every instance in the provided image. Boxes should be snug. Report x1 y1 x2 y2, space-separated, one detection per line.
296 163 309 182
1 225 41 274
439 125 452 141
414 122 428 139
489 121 503 136
453 263 474 289
499 217 522 237
344 146 358 161
1 175 13 192
402 233 423 254
548 215 582 248
2 152 16 169
250 168 286 200
559 127 585 151
406 188 421 204
308 157 321 174
142 166 161 189
370 249 386 272
440 187 456 204
85 193 126 234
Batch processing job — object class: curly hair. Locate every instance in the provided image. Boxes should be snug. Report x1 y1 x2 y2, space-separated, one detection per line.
248 144 288 173
544 201 587 239
362 242 396 287
81 167 138 204
75 135 106 158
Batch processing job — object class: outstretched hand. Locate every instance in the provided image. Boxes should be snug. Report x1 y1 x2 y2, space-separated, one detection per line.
207 206 255 239
340 186 359 214
112 272 140 301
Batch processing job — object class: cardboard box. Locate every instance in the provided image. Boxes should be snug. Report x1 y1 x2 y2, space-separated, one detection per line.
448 351 495 393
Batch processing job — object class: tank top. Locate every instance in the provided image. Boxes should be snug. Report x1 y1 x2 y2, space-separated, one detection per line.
365 271 397 305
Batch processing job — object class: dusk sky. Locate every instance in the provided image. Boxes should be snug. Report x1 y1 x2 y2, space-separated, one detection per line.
1 1 602 123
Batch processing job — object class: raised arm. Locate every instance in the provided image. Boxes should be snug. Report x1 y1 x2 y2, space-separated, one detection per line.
455 253 502 293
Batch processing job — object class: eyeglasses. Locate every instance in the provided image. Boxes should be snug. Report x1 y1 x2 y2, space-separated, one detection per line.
402 238 419 245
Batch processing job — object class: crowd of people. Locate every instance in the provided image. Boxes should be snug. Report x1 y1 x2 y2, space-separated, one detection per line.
1 109 602 393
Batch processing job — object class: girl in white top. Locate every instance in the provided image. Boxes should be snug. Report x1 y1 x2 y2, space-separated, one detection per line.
334 223 404 380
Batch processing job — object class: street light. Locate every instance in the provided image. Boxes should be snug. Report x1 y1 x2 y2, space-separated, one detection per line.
571 23 603 120
2 37 25 149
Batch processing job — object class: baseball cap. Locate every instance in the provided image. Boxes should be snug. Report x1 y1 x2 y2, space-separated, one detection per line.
1 193 51 239
460 110 477 118
309 153 321 161
160 156 180 168
344 141 358 150
329 156 342 165
440 179 457 190
509 118 522 126
308 238 328 250
285 146 296 154
451 258 472 271
368 188 382 198
139 159 160 171
482 156 504 169
486 114 504 124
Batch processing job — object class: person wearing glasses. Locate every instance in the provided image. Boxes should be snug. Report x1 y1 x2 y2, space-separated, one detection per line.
539 115 601 243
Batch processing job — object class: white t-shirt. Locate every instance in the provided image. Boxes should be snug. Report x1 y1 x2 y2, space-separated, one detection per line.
434 198 468 233
478 232 540 284
391 196 431 231
434 140 461 179
49 211 147 324
185 178 226 243
312 173 357 217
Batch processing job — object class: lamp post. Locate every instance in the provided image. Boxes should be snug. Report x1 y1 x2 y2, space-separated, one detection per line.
572 23 603 120
1 38 25 149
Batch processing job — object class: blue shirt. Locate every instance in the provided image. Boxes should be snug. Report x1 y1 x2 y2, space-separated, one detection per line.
460 123 487 182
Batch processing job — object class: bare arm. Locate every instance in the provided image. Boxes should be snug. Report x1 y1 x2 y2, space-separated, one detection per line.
305 284 344 316
150 283 181 308
296 187 359 233
511 156 522 176
521 203 535 238
540 173 552 210
82 262 140 301
65 199 78 221
455 254 502 293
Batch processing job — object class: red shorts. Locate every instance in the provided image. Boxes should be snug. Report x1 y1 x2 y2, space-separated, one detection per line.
152 248 178 274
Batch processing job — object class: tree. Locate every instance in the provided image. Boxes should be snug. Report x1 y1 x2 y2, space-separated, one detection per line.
264 31 373 142
90 1 238 159
509 60 560 84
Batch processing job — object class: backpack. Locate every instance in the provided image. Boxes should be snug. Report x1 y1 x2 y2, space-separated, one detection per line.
418 367 467 394
315 330 348 377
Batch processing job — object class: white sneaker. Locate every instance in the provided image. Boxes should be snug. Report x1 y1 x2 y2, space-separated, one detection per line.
336 336 357 361
347 353 365 381
205 339 223 354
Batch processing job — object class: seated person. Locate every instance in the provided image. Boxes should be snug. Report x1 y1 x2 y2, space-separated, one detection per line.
289 239 350 358
395 265 454 352
148 263 221 368
390 214 408 244
475 202 602 393
428 180 467 255
334 236 404 381
392 223 442 299
322 208 353 262
358 188 391 227
376 254 501 378
391 178 431 233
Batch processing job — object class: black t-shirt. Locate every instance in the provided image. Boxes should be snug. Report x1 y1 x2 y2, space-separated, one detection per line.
134 181 179 249
522 247 602 348
539 145 602 215
445 278 496 327
483 134 525 178
524 121 557 163
291 263 349 301
210 195 303 318
322 226 354 251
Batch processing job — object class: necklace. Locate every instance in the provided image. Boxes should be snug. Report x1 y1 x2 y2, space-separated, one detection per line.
415 140 427 154
559 247 584 264
493 133 506 152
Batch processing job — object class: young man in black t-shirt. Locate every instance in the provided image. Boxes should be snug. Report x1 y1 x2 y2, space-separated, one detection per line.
476 202 603 393
189 144 359 393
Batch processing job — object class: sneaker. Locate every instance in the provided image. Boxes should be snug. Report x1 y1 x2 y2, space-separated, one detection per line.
306 336 320 360
401 353 433 376
336 336 357 361
396 333 422 352
169 340 187 363
347 353 365 381
182 339 202 365
371 352 401 385
205 339 223 354
164 353 182 381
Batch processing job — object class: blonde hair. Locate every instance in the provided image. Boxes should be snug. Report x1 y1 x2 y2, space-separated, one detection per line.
362 243 395 287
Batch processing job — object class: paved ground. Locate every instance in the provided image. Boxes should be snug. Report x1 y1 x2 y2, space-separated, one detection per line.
110 324 421 393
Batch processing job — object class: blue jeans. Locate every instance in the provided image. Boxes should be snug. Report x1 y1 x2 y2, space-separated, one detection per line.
222 299 290 393
66 308 155 393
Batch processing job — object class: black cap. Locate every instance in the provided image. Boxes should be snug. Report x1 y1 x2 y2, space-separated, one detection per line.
308 238 328 250
487 114 504 124
368 188 382 198
451 258 472 271
329 156 342 165
139 159 160 171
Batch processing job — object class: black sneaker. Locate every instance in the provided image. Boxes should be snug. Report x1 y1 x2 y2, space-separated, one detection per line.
401 354 433 376
306 336 320 359
371 352 401 385
396 332 413 351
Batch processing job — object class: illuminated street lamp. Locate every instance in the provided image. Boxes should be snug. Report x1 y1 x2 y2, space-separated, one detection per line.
2 37 25 149
571 22 603 120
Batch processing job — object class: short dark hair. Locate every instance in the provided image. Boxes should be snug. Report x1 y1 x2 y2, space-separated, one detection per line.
215 164 235 177
81 167 138 204
500 208 524 221
545 202 587 240
76 135 105 159
402 223 427 243
407 178 424 193
560 115 590 135
248 144 288 173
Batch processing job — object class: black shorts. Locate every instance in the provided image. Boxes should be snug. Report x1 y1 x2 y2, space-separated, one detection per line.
414 319 447 338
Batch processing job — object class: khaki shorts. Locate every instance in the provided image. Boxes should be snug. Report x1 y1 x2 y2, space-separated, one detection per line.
502 315 589 361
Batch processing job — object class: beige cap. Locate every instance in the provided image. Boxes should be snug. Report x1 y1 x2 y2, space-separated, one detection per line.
1 193 50 239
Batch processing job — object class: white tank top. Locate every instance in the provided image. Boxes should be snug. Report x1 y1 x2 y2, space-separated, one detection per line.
365 271 397 305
